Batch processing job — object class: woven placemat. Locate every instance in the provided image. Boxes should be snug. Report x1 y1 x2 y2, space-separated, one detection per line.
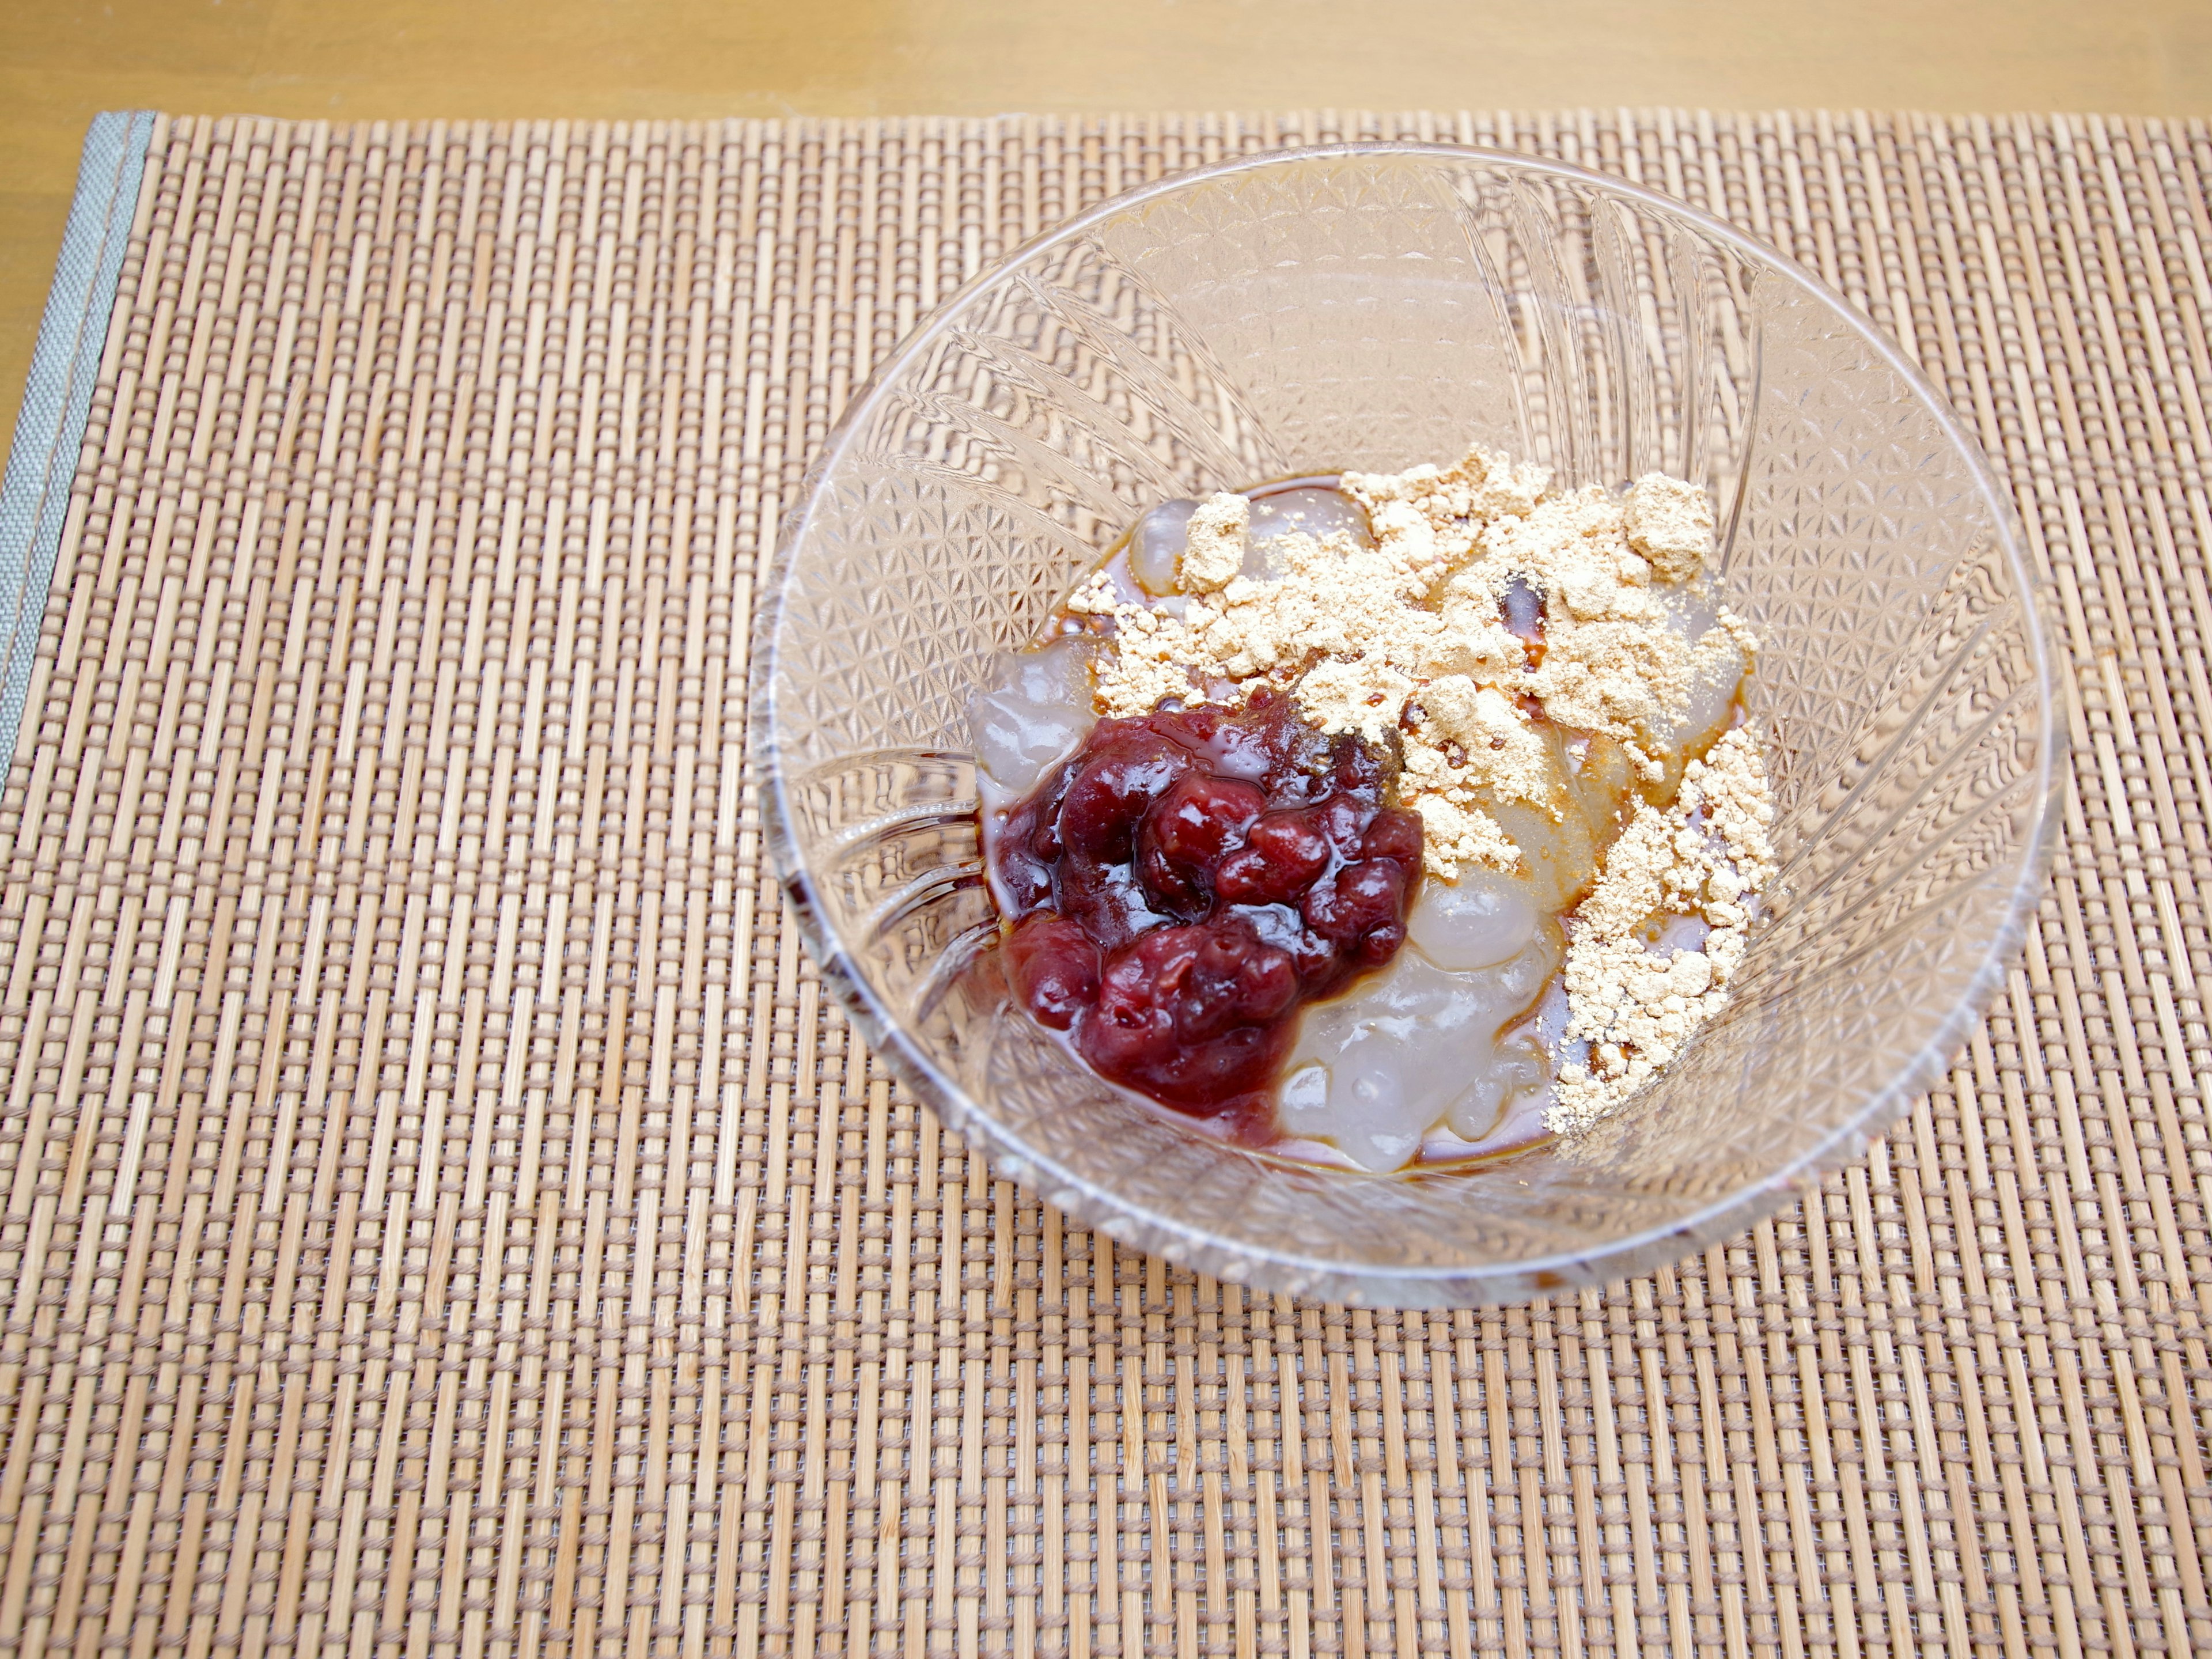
1 109 2206 1657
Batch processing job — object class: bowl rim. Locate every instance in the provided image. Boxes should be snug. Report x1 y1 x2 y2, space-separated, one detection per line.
749 138 2066 1305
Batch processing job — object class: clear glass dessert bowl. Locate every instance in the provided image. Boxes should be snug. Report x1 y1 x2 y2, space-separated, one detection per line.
751 143 2062 1306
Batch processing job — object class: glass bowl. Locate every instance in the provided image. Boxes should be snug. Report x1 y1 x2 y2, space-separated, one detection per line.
751 143 2062 1306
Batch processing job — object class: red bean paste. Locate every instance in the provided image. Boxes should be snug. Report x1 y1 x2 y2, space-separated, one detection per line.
990 690 1422 1132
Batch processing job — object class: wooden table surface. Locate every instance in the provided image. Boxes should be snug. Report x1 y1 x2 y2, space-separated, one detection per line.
3 0 2208 441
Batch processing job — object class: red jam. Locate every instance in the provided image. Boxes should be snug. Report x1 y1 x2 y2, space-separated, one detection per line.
991 690 1422 1133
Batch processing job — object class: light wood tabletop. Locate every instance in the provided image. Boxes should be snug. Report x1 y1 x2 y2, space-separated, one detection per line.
4 0 2207 438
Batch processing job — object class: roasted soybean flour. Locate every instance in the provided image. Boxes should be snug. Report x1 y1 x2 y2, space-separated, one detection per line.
968 445 1775 1171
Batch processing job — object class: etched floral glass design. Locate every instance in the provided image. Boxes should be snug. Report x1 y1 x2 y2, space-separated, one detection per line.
752 145 2062 1305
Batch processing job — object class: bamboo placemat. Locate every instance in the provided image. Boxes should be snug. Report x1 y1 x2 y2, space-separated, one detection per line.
1 108 2207 1658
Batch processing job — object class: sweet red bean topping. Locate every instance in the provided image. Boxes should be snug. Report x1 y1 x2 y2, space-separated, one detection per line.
990 690 1422 1124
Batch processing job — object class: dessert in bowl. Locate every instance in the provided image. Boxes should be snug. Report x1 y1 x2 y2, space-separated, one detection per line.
751 143 2061 1305
974 453 1767 1172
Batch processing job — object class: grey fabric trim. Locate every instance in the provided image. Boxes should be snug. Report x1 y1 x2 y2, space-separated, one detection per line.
0 111 156 765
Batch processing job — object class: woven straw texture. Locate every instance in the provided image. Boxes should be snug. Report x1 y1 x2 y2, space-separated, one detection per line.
2 109 2207 1658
